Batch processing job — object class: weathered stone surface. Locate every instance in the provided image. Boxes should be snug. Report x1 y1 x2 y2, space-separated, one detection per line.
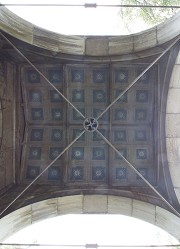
0 7 33 43
86 38 108 56
169 65 180 88
132 200 156 224
134 28 157 52
109 36 133 55
108 196 132 216
157 12 180 44
32 198 57 223
156 206 180 239
58 195 83 215
168 163 180 188
166 114 180 138
0 205 31 241
166 138 180 163
166 89 180 114
83 195 107 213
33 27 85 54
1 196 180 242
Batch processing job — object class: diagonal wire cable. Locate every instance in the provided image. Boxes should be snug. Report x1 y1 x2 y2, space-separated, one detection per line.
97 35 180 121
0 32 86 119
96 129 180 218
0 130 85 218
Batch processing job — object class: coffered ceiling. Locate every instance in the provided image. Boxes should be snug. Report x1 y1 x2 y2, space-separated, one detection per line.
20 63 157 187
0 31 180 217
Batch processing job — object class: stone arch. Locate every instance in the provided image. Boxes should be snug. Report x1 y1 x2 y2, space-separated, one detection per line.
166 50 180 203
0 6 180 56
0 195 180 242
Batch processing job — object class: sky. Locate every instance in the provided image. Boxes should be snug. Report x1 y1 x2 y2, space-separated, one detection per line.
0 0 151 35
4 214 179 248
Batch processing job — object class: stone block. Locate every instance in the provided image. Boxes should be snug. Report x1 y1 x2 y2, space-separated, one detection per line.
166 114 180 138
169 65 180 88
132 200 155 224
166 138 180 163
83 195 107 213
156 206 180 240
58 195 83 214
86 38 108 56
109 36 133 55
166 89 180 114
108 196 132 215
32 198 57 223
134 28 157 52
168 162 180 188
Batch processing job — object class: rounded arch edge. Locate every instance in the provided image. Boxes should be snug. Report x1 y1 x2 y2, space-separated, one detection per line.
166 48 180 206
0 6 180 56
1 195 180 242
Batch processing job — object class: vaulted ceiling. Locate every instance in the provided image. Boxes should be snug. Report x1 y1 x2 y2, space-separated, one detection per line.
0 7 180 220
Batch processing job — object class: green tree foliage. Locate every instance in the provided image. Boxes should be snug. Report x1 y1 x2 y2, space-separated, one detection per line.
119 0 180 32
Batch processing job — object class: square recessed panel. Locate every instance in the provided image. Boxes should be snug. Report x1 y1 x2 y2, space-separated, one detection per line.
72 147 84 160
50 90 62 102
137 168 148 180
48 69 63 83
49 147 62 160
31 108 44 120
29 147 41 160
115 90 128 102
30 129 44 141
115 148 127 160
136 149 147 159
92 166 106 180
115 69 128 83
73 108 85 121
135 109 147 121
93 129 106 141
72 89 85 102
48 167 61 180
136 90 149 103
135 130 147 141
137 69 149 84
71 167 83 180
29 90 42 102
92 147 105 160
27 70 40 83
93 69 108 83
93 90 106 103
71 69 84 83
51 129 63 141
51 109 63 121
114 109 127 121
114 130 126 142
72 129 85 141
93 109 108 121
116 168 127 180
26 166 40 179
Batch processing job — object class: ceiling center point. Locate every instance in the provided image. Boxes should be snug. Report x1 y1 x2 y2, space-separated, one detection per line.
83 117 99 132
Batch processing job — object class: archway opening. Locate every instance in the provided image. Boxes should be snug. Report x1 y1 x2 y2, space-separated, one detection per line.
4 214 179 248
1 0 179 35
